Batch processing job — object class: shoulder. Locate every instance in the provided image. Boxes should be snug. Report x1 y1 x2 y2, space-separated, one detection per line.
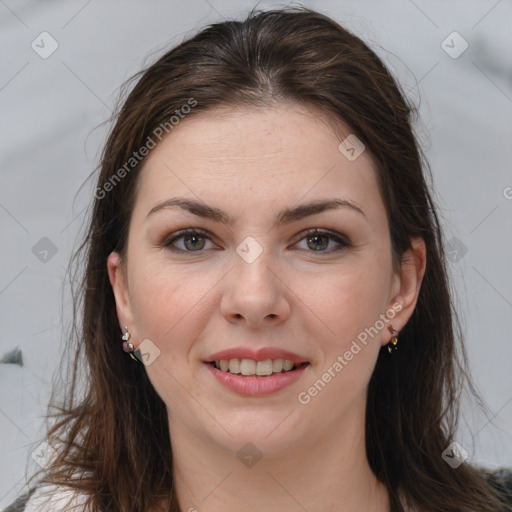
479 467 512 510
21 483 91 512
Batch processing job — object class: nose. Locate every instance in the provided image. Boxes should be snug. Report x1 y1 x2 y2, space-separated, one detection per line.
220 250 291 329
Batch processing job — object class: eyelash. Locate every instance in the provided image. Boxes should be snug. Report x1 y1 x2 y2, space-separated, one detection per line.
161 228 351 255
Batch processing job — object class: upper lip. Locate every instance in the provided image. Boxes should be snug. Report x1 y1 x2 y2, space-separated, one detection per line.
204 347 309 364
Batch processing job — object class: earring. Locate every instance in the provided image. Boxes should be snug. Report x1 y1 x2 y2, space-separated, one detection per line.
387 325 399 353
121 326 138 361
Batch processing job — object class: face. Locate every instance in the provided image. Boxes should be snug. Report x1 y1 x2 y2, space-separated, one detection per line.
108 102 424 459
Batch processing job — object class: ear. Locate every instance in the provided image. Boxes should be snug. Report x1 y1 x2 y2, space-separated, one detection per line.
382 236 427 346
107 251 136 337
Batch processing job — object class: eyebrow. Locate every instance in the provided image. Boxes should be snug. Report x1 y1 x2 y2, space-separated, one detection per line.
146 197 367 225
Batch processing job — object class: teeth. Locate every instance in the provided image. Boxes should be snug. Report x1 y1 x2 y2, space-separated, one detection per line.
283 360 294 371
228 358 240 374
240 359 256 375
256 360 273 376
213 358 301 375
272 359 283 372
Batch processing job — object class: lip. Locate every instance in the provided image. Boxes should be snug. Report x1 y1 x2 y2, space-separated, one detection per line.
204 361 310 396
204 347 309 364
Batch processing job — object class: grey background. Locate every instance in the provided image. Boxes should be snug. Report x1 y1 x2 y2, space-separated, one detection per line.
1 0 511 507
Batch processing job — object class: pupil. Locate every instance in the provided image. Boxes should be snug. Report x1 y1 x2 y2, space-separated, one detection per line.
308 234 327 251
185 235 205 251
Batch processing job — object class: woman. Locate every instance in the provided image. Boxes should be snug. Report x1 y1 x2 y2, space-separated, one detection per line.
11 6 510 512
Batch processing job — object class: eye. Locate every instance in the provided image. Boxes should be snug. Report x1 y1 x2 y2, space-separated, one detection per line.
293 229 351 253
161 228 351 254
161 228 216 253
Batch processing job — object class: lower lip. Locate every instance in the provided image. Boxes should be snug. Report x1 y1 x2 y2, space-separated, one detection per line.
204 362 310 396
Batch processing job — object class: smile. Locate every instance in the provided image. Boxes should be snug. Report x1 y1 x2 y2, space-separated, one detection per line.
208 358 306 376
204 360 311 396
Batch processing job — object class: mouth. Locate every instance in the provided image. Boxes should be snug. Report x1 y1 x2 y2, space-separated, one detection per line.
203 355 311 396
204 359 310 377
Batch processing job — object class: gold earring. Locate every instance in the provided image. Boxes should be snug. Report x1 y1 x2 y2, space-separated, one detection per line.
121 326 138 361
387 325 399 353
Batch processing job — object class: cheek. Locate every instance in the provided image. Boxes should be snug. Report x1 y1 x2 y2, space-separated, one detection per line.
128 259 217 351
309 262 390 350
299 270 387 418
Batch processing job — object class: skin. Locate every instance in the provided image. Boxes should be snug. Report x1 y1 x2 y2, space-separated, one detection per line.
107 101 426 512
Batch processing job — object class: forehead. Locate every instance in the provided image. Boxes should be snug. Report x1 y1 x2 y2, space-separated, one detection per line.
132 103 384 224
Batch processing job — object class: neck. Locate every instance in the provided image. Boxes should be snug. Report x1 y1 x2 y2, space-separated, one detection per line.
166 407 390 512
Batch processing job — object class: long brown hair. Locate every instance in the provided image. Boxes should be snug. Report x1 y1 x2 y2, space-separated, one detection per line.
26 6 506 512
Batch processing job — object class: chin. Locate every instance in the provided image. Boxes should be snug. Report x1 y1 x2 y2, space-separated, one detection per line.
203 410 306 459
